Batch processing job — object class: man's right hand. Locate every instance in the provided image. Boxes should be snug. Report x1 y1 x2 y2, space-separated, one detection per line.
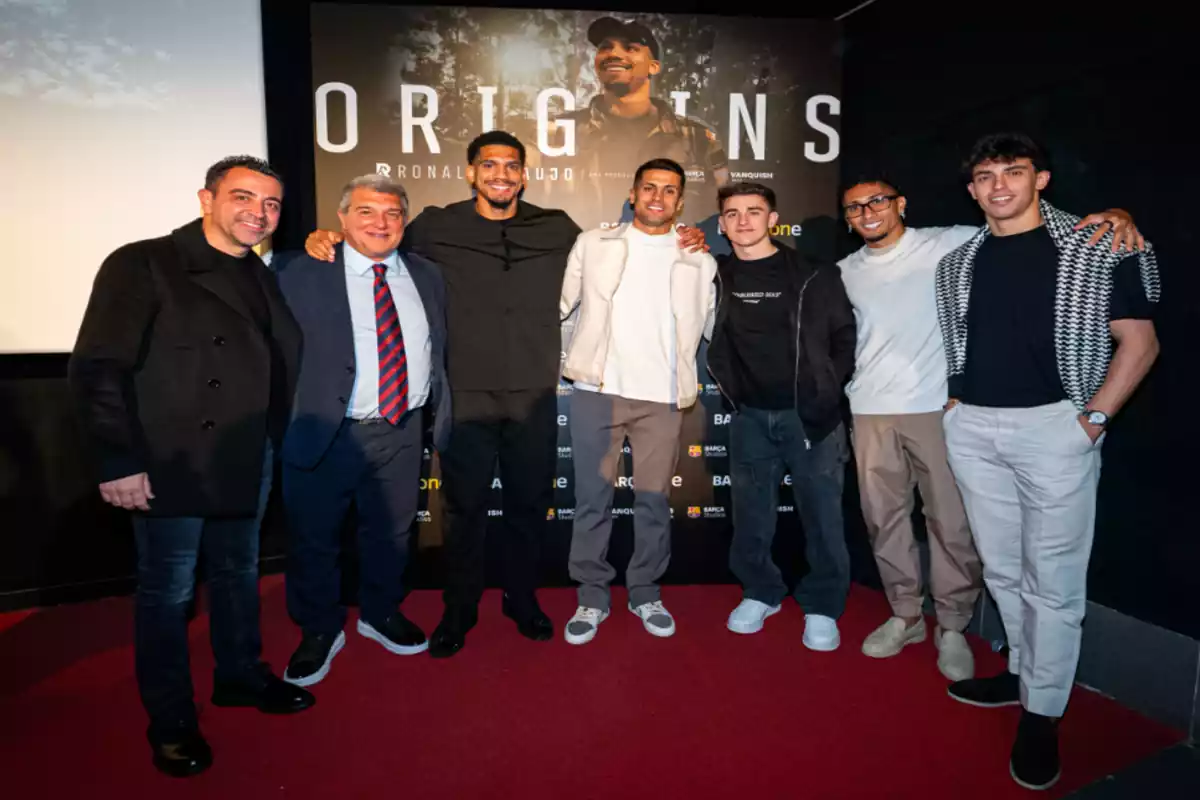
100 472 154 511
305 230 343 262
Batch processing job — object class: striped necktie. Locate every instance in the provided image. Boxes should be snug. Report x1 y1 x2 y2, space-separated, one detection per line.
373 263 408 424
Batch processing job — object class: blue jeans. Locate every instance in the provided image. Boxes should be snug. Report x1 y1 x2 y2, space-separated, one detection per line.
132 441 273 743
729 408 850 617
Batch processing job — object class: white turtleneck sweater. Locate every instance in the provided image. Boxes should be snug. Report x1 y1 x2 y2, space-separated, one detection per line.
837 226 977 415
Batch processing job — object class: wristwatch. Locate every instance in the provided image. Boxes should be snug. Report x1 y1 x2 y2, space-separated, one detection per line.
1082 409 1110 427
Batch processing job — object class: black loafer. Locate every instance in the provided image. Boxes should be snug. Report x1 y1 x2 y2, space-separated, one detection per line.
151 730 213 778
502 593 553 642
212 672 315 714
1010 710 1061 790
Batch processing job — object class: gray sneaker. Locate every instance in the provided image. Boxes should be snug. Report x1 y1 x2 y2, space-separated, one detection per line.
629 600 675 637
564 606 609 645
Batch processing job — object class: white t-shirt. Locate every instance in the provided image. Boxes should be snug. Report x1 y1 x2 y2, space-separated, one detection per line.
575 227 678 404
837 225 977 415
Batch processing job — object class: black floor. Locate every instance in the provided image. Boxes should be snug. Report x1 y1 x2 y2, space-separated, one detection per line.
1068 743 1200 798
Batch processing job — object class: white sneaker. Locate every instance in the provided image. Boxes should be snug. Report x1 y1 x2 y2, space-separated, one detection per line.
802 614 840 651
861 616 927 658
564 606 609 645
936 627 976 681
629 600 676 637
727 599 782 634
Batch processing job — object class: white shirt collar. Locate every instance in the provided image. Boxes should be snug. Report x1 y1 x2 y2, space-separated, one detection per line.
343 243 401 277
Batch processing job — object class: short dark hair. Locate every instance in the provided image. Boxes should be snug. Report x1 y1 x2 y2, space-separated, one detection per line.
839 174 903 202
962 132 1049 183
467 130 526 165
718 182 776 212
633 158 686 190
205 155 282 193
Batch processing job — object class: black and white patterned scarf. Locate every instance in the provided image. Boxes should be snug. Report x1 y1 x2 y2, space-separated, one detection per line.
936 199 1161 410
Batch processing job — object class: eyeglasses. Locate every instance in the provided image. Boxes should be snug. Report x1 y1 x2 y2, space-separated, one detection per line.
844 194 898 218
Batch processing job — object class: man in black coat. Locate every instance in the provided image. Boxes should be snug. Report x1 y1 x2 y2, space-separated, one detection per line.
68 156 314 778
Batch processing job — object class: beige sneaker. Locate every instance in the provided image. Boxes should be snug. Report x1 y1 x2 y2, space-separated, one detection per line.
936 627 976 681
861 616 927 658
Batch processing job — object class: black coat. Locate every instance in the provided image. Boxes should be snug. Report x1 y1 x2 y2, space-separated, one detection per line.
403 199 581 392
68 219 302 517
706 243 857 442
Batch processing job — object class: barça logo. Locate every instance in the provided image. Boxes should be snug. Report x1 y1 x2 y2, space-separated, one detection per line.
687 506 702 519
687 445 702 458
546 508 556 520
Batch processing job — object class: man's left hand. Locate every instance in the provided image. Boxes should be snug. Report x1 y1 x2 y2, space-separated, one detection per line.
677 225 710 253
1074 208 1145 253
1078 415 1105 443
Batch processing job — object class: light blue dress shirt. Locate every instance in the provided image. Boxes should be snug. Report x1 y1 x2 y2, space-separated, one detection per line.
343 245 431 419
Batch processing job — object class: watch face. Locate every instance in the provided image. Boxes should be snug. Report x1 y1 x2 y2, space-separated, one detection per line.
1087 411 1107 425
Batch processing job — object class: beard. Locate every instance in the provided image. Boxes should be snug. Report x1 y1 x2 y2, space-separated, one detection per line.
477 183 519 211
634 208 673 229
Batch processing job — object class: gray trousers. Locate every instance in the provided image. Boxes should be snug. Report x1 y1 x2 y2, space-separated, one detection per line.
568 390 683 610
943 399 1104 717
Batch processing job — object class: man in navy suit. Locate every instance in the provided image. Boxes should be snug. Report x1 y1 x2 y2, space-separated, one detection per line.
276 174 450 686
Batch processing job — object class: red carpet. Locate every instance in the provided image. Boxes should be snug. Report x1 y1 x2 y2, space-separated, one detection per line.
0 578 1182 799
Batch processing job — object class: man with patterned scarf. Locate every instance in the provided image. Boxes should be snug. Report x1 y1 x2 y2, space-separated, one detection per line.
936 133 1160 791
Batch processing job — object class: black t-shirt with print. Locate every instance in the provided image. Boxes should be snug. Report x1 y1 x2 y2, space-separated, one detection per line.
726 249 796 410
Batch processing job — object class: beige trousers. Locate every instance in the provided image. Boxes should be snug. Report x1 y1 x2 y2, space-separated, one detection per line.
852 411 982 631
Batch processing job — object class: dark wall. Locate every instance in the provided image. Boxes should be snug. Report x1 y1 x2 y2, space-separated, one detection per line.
839 2 1199 637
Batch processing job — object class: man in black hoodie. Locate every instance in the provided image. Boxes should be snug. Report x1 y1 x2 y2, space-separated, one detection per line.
305 131 706 657
706 183 857 651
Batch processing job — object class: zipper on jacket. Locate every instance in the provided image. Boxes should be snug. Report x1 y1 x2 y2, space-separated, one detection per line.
793 271 818 450
707 270 738 412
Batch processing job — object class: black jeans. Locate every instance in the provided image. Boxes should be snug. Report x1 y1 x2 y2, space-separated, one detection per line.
283 412 423 635
131 441 273 744
439 388 558 611
729 407 850 617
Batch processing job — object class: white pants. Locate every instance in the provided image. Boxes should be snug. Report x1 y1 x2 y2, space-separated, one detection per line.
943 400 1103 717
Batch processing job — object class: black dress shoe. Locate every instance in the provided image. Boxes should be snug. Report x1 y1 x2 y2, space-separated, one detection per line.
1010 710 1061 790
284 630 346 687
429 606 477 659
947 670 1021 708
357 612 428 655
151 730 213 778
212 671 316 714
502 593 553 642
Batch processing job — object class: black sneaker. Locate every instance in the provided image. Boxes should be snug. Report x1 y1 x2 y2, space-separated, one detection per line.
429 605 478 659
357 612 428 655
948 670 1021 708
211 669 315 714
1010 711 1061 790
284 630 346 687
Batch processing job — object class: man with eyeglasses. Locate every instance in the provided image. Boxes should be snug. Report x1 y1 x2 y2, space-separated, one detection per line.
836 175 1143 682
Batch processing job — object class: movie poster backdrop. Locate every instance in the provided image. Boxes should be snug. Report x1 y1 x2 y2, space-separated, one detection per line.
310 5 842 551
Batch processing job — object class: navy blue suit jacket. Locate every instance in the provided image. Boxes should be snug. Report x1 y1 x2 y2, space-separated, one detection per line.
276 244 451 469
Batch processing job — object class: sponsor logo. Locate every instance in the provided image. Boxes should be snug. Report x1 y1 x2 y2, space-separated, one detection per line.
614 476 683 488
546 508 555 520
556 383 574 396
419 478 441 490
492 477 569 489
487 509 503 517
695 382 722 396
688 445 703 458
558 446 573 458
769 223 803 237
714 413 732 425
612 507 635 516
712 475 731 487
703 506 727 519
777 505 795 513
557 414 569 426
422 447 432 460
782 474 792 486
687 506 702 519
705 444 728 457
417 510 432 523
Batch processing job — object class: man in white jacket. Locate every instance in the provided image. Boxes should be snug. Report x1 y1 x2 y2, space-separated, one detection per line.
837 174 1143 681
559 158 718 644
